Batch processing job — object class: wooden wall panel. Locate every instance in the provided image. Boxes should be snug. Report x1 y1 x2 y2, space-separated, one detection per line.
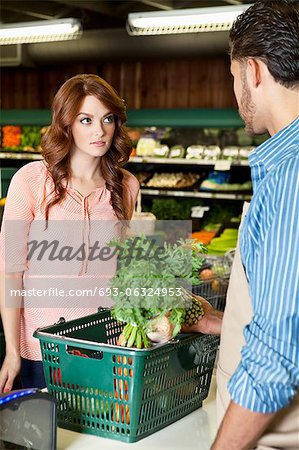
166 60 190 108
189 57 236 108
101 62 122 94
1 57 236 110
139 60 168 109
122 62 142 110
1 63 99 109
102 62 142 108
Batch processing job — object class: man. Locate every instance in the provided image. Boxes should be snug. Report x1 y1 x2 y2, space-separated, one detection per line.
188 1 299 448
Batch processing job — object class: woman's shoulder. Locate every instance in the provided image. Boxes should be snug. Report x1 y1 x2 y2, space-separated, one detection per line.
9 161 48 198
13 160 47 181
121 168 140 192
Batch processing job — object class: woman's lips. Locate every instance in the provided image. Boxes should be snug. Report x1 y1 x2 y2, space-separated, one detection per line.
90 141 105 146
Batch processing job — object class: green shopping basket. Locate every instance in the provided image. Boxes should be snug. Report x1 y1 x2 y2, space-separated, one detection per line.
34 308 219 443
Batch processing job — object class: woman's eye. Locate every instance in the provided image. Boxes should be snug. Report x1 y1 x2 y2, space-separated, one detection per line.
80 117 92 125
103 115 114 124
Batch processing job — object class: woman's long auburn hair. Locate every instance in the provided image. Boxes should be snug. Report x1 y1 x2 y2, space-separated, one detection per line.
41 74 132 221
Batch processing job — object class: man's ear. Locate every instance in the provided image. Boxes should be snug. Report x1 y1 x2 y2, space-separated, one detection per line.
247 58 262 88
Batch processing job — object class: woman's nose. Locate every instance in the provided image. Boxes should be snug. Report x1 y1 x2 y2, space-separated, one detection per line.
95 122 105 137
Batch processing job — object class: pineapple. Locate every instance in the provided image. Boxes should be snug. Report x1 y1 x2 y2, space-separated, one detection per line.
183 294 204 326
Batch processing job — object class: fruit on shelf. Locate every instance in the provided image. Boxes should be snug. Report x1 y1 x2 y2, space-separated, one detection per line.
2 126 21 148
134 171 152 186
136 137 157 156
1 125 44 152
199 268 214 280
207 228 238 255
186 145 205 159
153 145 170 158
203 146 221 161
200 171 252 192
192 231 217 245
146 172 200 189
169 145 185 159
20 126 42 151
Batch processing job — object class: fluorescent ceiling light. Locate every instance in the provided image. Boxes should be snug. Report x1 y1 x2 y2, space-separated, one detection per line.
127 5 251 35
0 18 82 45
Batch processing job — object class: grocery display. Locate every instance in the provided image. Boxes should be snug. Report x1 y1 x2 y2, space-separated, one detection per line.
1 125 44 152
192 254 232 311
0 108 262 253
149 198 199 220
2 126 22 148
145 172 201 189
0 111 251 264
207 229 238 255
199 171 252 192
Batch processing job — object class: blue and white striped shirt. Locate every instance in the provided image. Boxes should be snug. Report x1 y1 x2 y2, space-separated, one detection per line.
228 117 299 413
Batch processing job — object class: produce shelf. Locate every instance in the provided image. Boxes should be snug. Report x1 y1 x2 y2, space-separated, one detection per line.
0 151 42 160
140 188 252 200
0 153 249 167
0 108 243 128
129 156 249 166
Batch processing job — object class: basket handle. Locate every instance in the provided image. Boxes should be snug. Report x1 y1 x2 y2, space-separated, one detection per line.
56 317 66 325
66 345 104 360
97 306 111 313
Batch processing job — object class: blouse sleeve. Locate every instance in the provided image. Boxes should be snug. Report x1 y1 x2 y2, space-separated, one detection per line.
122 170 140 220
0 166 35 273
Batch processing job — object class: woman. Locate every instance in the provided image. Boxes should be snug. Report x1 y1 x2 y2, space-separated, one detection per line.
0 74 139 392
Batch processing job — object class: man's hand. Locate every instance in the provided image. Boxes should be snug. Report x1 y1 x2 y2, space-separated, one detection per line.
0 352 21 393
181 295 223 335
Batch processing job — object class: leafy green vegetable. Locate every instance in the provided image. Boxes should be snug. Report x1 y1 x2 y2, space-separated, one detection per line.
109 236 207 348
145 198 200 220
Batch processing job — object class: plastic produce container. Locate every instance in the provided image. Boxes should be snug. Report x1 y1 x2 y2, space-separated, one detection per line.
34 309 219 443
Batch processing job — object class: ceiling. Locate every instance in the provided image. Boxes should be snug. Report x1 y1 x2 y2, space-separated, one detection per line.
1 0 255 30
0 1 255 66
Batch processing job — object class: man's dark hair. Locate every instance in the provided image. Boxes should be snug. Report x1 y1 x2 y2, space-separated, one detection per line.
229 0 299 89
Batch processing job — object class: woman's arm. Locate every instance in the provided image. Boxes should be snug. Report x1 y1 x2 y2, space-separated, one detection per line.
0 272 23 392
0 164 37 392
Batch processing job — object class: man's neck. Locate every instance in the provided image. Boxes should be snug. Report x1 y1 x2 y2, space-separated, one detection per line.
265 87 299 136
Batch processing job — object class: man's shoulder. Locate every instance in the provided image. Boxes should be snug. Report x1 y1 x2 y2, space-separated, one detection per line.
275 145 299 176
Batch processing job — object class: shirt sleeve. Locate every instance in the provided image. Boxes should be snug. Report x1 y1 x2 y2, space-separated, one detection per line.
0 165 35 273
122 170 140 220
228 155 299 413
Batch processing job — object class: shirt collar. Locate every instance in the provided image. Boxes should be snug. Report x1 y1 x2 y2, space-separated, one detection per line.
249 117 299 182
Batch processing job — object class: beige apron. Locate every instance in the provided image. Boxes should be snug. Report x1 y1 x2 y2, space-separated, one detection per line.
216 202 299 450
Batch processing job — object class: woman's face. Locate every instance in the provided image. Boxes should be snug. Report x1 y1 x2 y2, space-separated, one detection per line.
71 95 116 159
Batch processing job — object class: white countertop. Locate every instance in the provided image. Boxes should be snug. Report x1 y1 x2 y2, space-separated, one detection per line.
57 376 217 450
